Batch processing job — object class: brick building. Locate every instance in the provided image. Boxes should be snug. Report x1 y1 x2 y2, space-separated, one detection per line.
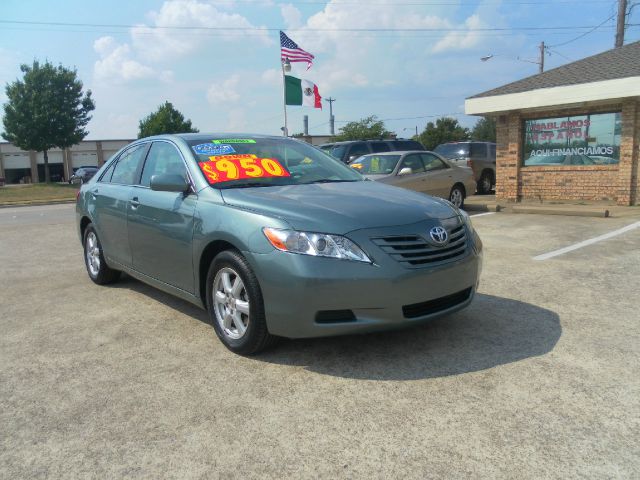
465 41 640 206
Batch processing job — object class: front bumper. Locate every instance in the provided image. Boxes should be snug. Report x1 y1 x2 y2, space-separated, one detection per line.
245 226 482 338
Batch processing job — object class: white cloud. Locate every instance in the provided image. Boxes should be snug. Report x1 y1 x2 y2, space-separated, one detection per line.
93 36 156 83
432 14 486 53
280 3 303 29
261 68 281 86
206 74 241 104
131 0 271 61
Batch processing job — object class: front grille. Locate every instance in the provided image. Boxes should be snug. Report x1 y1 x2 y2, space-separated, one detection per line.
371 225 468 268
402 287 472 319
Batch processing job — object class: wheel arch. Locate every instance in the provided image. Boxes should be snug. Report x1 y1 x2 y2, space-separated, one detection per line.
79 216 92 243
198 239 241 306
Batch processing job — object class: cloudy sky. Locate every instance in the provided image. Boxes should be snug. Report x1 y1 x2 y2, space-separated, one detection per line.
1 0 637 139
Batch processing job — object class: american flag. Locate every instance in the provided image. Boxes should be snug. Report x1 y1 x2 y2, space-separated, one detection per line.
280 31 314 70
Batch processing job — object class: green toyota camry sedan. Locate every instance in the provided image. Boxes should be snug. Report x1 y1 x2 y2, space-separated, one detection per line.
77 134 482 355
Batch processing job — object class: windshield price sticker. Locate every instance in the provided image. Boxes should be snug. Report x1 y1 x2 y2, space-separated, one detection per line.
192 144 236 155
211 139 256 144
198 154 290 184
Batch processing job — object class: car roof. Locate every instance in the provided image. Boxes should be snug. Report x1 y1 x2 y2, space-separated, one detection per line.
359 150 429 156
141 133 289 142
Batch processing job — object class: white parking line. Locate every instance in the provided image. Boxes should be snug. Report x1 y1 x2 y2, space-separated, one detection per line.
469 212 496 218
533 220 640 261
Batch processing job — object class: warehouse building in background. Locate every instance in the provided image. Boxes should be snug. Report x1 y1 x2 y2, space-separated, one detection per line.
0 139 133 184
466 40 640 206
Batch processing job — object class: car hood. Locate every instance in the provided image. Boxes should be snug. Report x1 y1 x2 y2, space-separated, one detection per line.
219 180 456 234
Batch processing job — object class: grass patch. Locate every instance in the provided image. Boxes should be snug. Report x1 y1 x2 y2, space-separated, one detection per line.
0 184 78 204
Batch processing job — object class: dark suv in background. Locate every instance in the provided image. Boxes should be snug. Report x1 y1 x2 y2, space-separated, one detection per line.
320 139 425 163
434 141 496 194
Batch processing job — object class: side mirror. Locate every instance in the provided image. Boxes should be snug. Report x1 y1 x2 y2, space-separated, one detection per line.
398 167 413 176
150 173 190 193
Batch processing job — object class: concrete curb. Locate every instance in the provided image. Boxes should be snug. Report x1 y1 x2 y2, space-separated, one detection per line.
509 205 610 218
0 199 76 209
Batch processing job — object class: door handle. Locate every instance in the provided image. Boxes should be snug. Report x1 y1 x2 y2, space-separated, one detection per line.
90 188 98 199
130 196 140 209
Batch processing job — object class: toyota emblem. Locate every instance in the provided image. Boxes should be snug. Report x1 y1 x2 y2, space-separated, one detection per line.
429 226 448 245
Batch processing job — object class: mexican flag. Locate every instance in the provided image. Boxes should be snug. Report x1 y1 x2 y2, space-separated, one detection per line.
285 75 322 109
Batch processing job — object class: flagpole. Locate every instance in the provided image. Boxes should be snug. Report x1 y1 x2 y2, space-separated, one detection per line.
281 61 289 137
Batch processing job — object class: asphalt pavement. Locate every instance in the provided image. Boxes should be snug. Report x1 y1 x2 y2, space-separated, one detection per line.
1 204 638 479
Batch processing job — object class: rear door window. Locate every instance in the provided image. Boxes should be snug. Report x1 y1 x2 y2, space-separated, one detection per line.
394 140 423 151
421 153 448 171
399 154 425 173
470 143 486 159
110 144 149 185
370 142 390 153
489 144 496 160
348 143 370 159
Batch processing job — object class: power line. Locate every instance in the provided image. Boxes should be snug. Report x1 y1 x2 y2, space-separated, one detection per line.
547 12 616 47
221 0 614 4
0 19 623 33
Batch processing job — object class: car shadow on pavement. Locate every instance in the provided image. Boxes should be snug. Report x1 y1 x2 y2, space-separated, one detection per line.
109 274 211 324
256 294 561 381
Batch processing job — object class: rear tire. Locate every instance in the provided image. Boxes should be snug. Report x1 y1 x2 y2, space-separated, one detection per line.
83 224 121 285
449 184 465 209
477 171 493 195
206 250 277 355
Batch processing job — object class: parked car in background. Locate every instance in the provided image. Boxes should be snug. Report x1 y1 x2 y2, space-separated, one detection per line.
76 134 482 355
434 141 496 194
320 139 425 163
350 151 476 209
69 166 99 184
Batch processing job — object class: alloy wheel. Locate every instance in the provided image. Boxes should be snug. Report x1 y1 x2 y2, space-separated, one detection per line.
85 231 101 277
212 267 250 340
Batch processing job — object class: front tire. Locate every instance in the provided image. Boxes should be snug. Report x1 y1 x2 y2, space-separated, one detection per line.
449 184 465 209
206 250 277 355
83 224 120 285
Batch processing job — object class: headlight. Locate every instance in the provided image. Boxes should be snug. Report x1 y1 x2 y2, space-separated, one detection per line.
263 227 372 263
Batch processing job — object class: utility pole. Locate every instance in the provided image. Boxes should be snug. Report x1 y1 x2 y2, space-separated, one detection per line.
539 41 545 74
326 97 336 136
615 0 627 48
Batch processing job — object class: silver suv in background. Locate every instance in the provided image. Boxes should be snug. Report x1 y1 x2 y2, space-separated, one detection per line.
434 141 496 194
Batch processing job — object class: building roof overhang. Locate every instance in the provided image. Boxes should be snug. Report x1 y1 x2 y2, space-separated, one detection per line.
465 76 640 116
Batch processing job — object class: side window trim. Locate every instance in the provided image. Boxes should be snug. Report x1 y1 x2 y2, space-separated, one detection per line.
109 142 152 186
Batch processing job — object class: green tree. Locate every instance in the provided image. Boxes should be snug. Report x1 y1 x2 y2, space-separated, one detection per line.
138 101 199 138
471 116 496 142
417 117 470 151
335 115 392 141
2 60 95 183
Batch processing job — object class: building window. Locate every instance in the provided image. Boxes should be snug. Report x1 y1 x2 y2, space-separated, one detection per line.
523 112 621 166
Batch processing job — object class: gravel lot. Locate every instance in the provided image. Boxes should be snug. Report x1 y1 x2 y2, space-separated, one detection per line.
1 205 639 479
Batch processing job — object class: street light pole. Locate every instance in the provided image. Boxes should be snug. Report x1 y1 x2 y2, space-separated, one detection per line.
281 59 291 137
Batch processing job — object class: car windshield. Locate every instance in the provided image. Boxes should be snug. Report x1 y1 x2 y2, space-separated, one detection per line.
434 143 470 159
188 137 363 188
350 154 401 175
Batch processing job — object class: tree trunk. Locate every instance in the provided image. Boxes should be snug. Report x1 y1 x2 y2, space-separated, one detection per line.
43 149 51 183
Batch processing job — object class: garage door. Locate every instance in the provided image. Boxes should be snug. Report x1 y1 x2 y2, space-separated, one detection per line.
3 153 30 169
72 152 98 169
36 151 63 164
